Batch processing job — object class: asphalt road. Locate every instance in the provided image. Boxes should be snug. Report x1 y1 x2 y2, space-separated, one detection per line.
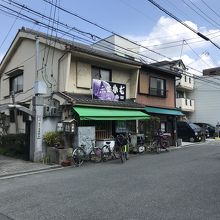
0 142 220 220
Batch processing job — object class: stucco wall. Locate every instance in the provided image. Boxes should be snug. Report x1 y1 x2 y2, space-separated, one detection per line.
0 38 65 104
68 57 138 99
136 70 176 108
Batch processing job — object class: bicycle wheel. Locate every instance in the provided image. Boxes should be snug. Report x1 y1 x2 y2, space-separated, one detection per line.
120 146 126 163
150 141 157 153
156 144 161 154
101 145 112 161
89 147 102 163
161 140 170 152
72 148 85 166
112 146 120 159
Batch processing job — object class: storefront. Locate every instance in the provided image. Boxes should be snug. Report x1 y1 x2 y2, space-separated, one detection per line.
143 106 184 146
73 106 150 138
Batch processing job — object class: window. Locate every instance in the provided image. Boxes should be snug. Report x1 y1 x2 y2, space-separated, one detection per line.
177 91 184 98
184 75 187 82
92 66 111 81
10 74 23 93
189 77 191 83
149 77 166 97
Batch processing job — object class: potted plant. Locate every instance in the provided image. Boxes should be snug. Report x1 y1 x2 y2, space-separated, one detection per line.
43 131 64 149
43 131 65 164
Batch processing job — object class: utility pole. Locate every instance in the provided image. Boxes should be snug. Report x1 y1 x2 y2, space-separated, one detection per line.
30 36 45 161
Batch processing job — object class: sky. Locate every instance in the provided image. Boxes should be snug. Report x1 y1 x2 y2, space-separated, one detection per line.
1 0 220 75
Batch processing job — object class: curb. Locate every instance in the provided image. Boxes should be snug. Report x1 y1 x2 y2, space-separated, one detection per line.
0 165 62 179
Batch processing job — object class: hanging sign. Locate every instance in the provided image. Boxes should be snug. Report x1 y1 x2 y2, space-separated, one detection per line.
92 79 126 101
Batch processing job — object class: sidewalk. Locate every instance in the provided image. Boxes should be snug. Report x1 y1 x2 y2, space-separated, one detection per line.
0 155 62 179
0 139 218 179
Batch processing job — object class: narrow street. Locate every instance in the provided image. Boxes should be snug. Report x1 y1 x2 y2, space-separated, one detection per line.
0 142 220 220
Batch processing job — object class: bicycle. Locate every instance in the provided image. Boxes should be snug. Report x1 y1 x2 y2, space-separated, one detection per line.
72 138 102 166
115 134 129 163
101 138 122 161
148 131 170 154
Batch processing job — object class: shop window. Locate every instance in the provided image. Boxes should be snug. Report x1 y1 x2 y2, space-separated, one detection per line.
92 66 112 82
149 77 166 97
160 122 166 132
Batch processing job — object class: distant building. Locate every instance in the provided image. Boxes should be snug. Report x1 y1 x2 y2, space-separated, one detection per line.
188 67 220 126
93 35 141 61
203 67 220 76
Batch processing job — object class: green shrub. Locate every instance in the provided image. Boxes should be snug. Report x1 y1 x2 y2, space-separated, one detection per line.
0 133 29 160
43 131 63 148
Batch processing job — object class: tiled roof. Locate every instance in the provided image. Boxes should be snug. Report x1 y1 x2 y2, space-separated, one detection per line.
55 92 145 109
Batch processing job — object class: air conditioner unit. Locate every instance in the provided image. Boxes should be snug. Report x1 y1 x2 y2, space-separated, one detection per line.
43 105 51 117
50 107 62 117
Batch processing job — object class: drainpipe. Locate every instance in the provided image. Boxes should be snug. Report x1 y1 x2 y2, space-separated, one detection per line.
57 52 68 92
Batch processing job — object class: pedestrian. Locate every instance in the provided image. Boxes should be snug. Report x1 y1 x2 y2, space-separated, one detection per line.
116 133 129 161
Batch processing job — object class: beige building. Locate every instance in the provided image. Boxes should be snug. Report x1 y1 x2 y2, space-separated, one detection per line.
0 28 151 160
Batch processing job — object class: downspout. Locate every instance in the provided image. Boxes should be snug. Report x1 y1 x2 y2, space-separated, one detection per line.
57 52 67 92
136 69 140 134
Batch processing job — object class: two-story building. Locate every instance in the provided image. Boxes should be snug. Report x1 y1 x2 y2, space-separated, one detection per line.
0 27 150 161
150 60 194 119
94 36 184 144
137 63 183 145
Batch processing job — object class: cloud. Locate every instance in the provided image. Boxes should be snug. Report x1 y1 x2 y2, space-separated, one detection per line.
126 16 220 74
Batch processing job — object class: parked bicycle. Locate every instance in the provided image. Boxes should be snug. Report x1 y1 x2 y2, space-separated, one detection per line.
72 138 102 166
101 140 119 161
115 134 129 163
148 130 171 153
101 134 129 163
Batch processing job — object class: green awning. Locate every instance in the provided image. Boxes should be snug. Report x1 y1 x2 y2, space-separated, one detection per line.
73 106 150 120
144 106 184 116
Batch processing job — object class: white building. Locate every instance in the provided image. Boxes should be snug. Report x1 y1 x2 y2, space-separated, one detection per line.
188 75 220 127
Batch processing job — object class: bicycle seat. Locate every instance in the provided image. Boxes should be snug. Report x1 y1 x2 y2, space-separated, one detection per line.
105 141 111 145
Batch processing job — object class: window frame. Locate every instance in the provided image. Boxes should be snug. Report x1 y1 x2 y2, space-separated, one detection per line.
9 73 23 94
149 76 166 98
91 66 112 82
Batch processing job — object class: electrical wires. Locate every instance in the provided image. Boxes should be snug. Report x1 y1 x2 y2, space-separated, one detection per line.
145 0 220 50
1 0 220 89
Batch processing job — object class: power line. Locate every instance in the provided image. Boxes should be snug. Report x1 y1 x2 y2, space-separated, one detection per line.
0 4 22 50
41 0 218 76
200 0 220 20
145 0 220 50
183 0 220 30
1 1 220 88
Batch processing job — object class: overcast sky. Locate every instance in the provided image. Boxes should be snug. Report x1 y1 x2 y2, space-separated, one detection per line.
1 0 220 75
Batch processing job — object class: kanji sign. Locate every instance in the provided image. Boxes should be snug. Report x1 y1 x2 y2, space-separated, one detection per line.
92 79 126 101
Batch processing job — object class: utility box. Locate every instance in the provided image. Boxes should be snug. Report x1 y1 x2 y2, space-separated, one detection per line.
130 134 145 153
74 126 95 154
34 81 47 95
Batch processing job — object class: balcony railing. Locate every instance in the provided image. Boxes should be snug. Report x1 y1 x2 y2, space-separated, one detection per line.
176 77 194 90
176 98 194 112
149 88 166 97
